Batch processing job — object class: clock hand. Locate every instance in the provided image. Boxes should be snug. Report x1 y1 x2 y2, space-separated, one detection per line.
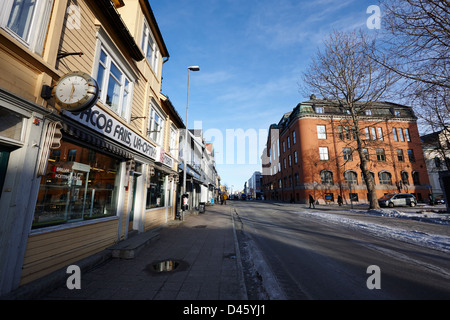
69 83 75 100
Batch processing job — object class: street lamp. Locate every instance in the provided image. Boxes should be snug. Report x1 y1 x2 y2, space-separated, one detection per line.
182 66 200 221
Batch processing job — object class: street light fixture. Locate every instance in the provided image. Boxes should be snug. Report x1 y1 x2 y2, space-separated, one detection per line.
182 66 200 221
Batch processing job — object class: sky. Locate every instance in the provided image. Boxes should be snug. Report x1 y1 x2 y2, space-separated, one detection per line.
150 0 379 191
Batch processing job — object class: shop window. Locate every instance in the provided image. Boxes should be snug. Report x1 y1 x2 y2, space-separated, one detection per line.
33 139 121 229
146 169 166 209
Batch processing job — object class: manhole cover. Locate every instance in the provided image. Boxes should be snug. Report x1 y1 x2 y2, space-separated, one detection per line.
145 259 189 275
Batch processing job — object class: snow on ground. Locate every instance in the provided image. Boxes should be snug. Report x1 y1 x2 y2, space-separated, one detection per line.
297 207 450 254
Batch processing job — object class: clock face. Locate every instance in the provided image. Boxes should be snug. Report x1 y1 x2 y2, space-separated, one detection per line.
54 72 99 112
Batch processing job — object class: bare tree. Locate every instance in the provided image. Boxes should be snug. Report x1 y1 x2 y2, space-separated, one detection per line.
379 0 450 91
301 30 400 209
377 0 450 170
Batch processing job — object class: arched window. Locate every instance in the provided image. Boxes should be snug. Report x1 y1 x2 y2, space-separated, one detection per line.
379 171 392 184
344 170 358 184
401 171 409 185
320 170 333 184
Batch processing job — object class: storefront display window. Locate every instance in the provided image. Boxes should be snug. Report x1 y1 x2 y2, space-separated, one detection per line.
146 169 166 209
33 139 121 229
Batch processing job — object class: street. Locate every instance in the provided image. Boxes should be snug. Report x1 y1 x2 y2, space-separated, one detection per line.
231 200 450 300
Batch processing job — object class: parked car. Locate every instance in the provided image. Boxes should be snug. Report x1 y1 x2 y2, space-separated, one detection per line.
378 193 417 208
240 193 247 200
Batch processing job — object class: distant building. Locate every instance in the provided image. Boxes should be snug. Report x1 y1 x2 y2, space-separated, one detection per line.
247 171 262 199
420 127 450 199
261 97 431 204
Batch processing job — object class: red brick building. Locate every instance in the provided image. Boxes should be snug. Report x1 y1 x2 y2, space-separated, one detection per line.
261 97 431 204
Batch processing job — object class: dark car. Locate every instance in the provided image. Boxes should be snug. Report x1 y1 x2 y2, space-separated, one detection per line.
378 193 417 208
240 193 247 200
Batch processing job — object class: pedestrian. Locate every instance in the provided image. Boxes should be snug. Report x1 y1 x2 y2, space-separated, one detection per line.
309 194 315 208
338 195 343 206
223 193 228 205
219 194 223 205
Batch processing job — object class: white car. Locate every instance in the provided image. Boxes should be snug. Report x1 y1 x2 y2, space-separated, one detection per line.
378 193 417 207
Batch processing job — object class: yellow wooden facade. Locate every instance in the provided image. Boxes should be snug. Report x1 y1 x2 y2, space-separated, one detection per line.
0 0 182 291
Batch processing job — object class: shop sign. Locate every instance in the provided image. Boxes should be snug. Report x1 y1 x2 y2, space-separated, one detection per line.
64 106 157 160
156 147 174 168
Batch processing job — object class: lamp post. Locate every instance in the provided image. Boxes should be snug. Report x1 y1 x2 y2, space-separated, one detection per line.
182 66 200 221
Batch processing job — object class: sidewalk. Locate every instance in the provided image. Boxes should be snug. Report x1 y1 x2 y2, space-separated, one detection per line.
35 204 247 300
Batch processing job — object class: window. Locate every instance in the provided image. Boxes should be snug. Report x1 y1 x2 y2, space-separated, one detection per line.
146 169 167 209
405 128 411 142
362 148 369 160
399 128 404 141
376 148 385 161
401 171 409 185
141 19 160 74
371 127 377 140
67 149 77 162
343 148 352 161
407 149 415 162
365 127 370 140
377 128 383 141
315 106 324 113
344 171 357 184
282 141 285 153
365 109 372 116
397 149 404 162
394 110 401 117
412 171 420 185
1 0 53 54
292 131 296 144
319 147 329 160
294 151 298 164
345 126 351 140
317 125 326 139
169 126 177 153
393 128 398 141
148 102 165 145
362 171 375 184
379 171 392 184
320 170 333 184
288 155 292 167
338 126 344 140
33 139 121 229
96 47 133 119
283 158 286 169
287 137 290 149
294 173 299 185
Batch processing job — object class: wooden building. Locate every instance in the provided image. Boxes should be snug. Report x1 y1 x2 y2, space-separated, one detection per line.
0 0 183 295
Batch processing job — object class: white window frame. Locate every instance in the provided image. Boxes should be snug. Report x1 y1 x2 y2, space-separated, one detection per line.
317 125 327 139
0 0 53 55
377 127 383 141
141 18 159 75
148 100 165 146
319 147 329 160
94 29 136 121
169 125 178 154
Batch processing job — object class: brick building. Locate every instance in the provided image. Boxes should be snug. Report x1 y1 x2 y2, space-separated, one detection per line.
261 97 431 205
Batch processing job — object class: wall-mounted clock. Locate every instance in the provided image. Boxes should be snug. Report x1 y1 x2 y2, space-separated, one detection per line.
53 71 99 112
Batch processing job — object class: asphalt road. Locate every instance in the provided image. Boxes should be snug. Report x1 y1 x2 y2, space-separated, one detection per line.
230 200 450 300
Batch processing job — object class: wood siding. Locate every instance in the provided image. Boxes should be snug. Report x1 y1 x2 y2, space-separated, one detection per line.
21 218 118 285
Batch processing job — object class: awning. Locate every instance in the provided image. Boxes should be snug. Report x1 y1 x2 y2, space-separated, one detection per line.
61 122 134 159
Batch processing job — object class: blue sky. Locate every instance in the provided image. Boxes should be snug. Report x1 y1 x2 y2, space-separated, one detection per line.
151 0 378 191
